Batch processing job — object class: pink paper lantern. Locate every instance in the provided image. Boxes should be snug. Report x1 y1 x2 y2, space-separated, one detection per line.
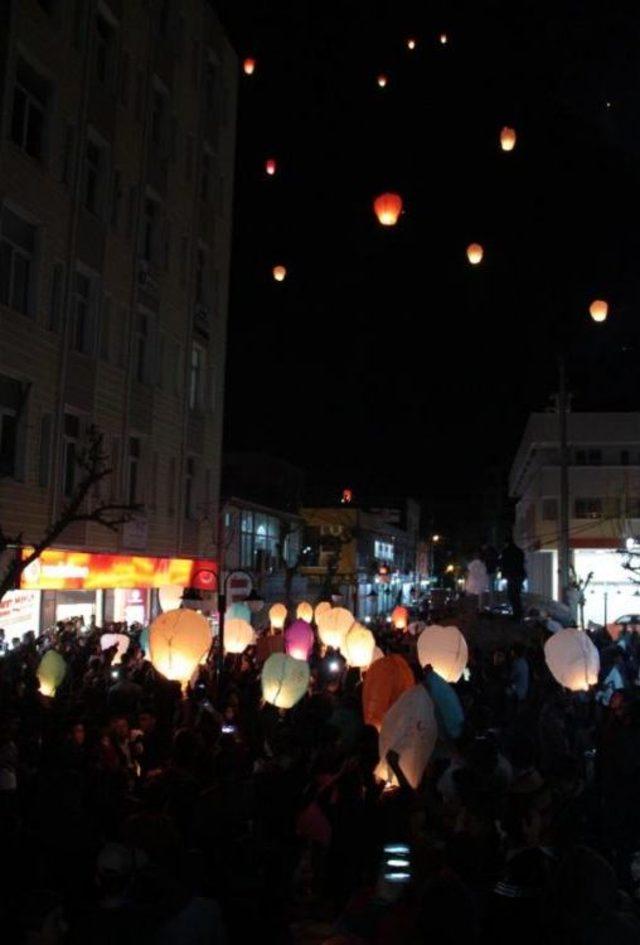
284 619 315 661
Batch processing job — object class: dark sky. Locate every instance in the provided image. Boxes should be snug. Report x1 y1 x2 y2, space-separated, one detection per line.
216 0 640 535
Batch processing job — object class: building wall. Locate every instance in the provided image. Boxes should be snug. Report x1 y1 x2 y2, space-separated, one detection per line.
0 0 237 563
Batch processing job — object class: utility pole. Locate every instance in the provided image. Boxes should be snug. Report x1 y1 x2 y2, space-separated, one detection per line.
558 356 570 605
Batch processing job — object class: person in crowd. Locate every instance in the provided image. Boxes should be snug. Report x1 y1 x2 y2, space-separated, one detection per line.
481 543 499 610
465 552 489 612
500 536 527 622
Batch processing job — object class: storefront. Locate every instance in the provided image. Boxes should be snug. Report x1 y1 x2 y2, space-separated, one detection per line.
19 548 218 633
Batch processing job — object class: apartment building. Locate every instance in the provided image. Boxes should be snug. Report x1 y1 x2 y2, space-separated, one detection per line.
0 0 237 630
510 412 640 625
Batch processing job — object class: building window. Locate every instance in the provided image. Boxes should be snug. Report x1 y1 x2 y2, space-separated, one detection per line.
574 498 602 520
189 344 204 410
95 14 114 85
185 134 194 182
84 138 106 215
135 69 144 121
38 413 52 487
201 151 210 202
72 271 92 353
73 0 85 49
239 511 280 569
374 540 394 561
627 498 640 519
0 378 23 478
48 263 64 331
204 59 218 133
575 450 586 465
127 185 137 237
621 450 630 465
588 449 602 465
159 0 171 37
541 498 558 521
195 248 206 304
61 123 75 183
149 452 158 509
99 295 111 360
63 413 80 496
185 457 195 519
109 436 120 501
151 89 167 149
134 313 150 382
128 436 140 504
11 59 48 160
0 207 36 316
180 236 188 286
119 50 130 105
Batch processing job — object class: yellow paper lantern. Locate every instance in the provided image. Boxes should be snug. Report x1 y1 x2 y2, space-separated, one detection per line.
344 623 376 667
225 617 256 654
273 265 287 282
374 192 403 226
100 632 130 665
589 299 608 323
317 606 354 650
296 601 314 623
243 57 256 75
37 649 67 697
467 243 484 265
544 628 600 691
262 652 310 708
314 601 332 624
269 603 287 630
391 606 409 630
500 126 517 151
149 609 211 687
417 624 468 682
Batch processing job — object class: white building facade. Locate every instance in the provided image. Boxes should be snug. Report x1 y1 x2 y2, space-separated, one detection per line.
509 412 640 626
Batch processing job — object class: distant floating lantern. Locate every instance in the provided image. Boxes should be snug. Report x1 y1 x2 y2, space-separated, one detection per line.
225 617 255 654
37 650 67 697
149 609 211 688
374 192 403 226
391 606 409 630
265 157 277 176
439 33 448 44
344 623 375 667
377 74 388 88
589 299 608 323
296 601 314 623
243 58 256 75
317 606 354 650
158 585 183 612
285 620 315 661
269 603 287 630
227 602 252 622
544 628 600 691
100 633 130 665
262 653 310 709
273 264 287 282
314 601 332 625
467 242 484 265
407 38 416 50
500 126 517 151
417 624 468 682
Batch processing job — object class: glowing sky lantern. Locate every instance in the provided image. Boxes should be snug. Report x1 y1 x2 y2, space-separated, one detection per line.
391 606 409 630
265 157 277 176
273 265 287 282
439 33 448 45
407 38 416 50
589 299 608 323
224 617 256 654
317 606 354 650
417 624 468 683
362 654 414 730
227 602 252 622
149 609 211 688
285 620 315 661
374 192 403 226
262 653 310 708
37 650 67 697
344 622 375 667
500 126 517 151
100 633 130 665
377 74 388 88
269 603 287 630
314 601 332 624
296 601 314 623
376 685 437 788
158 585 183 612
467 243 484 265
544 628 600 691
243 58 256 75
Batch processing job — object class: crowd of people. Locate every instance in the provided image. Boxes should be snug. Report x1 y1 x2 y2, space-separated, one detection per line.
1 606 640 945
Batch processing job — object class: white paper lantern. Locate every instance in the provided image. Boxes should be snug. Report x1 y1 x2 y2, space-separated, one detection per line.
100 632 130 665
314 601 332 624
317 606 354 650
269 603 287 630
376 685 437 789
417 624 468 682
225 617 256 654
544 628 600 691
262 652 310 708
158 585 184 612
344 622 375 668
149 609 211 687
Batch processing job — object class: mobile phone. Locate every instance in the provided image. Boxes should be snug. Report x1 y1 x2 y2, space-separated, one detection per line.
381 843 411 883
462 667 471 681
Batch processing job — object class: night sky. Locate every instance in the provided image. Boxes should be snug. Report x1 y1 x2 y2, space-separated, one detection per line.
217 0 640 536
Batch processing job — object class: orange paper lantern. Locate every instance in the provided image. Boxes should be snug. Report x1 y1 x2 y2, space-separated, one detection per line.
373 192 403 226
296 601 314 623
273 265 287 282
500 127 517 151
377 74 388 88
265 158 277 176
467 243 484 265
391 606 409 630
314 601 332 624
589 299 608 323
243 58 256 75
269 603 287 630
362 654 414 730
